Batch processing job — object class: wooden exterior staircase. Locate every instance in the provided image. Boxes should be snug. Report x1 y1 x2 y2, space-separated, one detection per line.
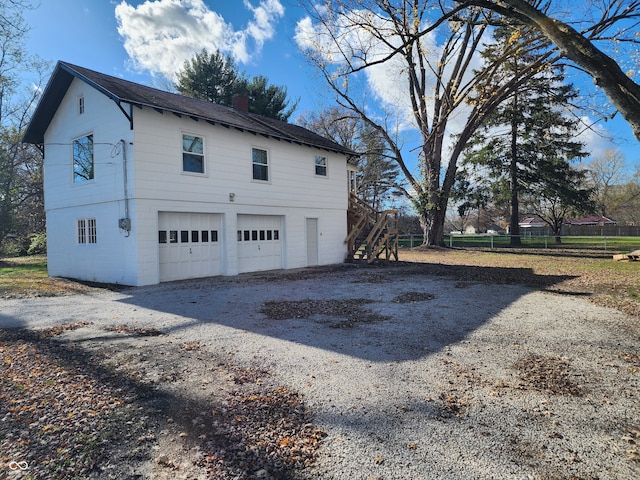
346 192 399 263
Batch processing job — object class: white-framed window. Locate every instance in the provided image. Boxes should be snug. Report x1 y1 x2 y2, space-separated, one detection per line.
78 96 85 115
315 155 327 176
73 134 94 183
182 133 205 174
77 218 97 244
252 147 269 181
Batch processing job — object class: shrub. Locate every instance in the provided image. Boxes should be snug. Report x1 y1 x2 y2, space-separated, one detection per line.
27 232 47 255
0 236 29 257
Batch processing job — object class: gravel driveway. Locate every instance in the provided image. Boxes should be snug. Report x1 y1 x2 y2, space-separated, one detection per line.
2 263 639 479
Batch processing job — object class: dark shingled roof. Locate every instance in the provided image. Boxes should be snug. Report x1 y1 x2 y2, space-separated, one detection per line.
22 61 355 157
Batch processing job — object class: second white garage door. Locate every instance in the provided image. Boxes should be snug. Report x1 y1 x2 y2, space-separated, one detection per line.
158 212 223 282
237 215 283 273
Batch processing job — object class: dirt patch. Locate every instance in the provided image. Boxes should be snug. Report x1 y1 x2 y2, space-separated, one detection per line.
401 248 640 318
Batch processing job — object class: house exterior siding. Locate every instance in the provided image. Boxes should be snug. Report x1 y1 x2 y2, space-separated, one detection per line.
43 79 139 285
37 69 350 286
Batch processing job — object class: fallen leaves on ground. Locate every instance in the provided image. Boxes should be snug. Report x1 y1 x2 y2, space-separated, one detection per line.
103 324 164 336
202 386 327 478
513 354 584 396
1 324 327 479
260 298 389 327
401 248 640 318
0 327 150 479
623 425 640 463
180 340 203 351
392 291 436 303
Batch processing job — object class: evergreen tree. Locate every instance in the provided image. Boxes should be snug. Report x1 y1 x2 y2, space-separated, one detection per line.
242 75 298 122
175 50 241 106
462 26 588 245
175 49 298 121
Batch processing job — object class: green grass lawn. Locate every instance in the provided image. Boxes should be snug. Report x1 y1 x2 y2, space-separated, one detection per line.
0 256 90 298
0 256 49 296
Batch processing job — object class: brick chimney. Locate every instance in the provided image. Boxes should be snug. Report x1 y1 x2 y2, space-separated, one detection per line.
232 93 249 112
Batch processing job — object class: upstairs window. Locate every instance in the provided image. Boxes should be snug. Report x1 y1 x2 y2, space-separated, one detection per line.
73 134 94 183
182 133 204 173
315 155 327 176
252 147 269 181
78 96 85 114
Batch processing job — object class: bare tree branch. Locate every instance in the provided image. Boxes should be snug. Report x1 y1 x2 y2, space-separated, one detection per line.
456 0 640 140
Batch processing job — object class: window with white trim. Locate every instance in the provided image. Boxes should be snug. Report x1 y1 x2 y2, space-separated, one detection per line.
182 133 205 173
252 147 269 181
77 218 97 244
78 96 85 114
315 155 327 176
73 134 94 183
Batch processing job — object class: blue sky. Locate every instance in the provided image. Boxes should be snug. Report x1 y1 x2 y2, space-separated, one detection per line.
24 0 326 114
23 0 638 170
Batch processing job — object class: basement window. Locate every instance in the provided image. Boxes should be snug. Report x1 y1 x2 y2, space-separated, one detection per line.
77 218 97 244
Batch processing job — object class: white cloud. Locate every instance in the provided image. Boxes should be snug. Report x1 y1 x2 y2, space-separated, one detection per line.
294 11 414 126
575 116 619 161
115 0 284 80
294 11 484 152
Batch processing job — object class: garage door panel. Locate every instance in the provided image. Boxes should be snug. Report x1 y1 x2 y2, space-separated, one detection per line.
159 213 222 282
237 215 283 274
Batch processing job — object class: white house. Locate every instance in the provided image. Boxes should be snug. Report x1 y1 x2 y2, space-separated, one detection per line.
23 61 357 286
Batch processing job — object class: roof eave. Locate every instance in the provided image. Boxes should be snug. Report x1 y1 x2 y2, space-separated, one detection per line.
127 100 355 156
23 61 357 158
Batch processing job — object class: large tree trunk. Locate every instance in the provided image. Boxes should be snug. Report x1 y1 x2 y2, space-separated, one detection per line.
461 0 640 141
416 190 449 247
420 208 447 246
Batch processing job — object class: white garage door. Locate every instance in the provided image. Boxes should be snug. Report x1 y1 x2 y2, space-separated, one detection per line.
237 215 283 273
158 212 222 282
